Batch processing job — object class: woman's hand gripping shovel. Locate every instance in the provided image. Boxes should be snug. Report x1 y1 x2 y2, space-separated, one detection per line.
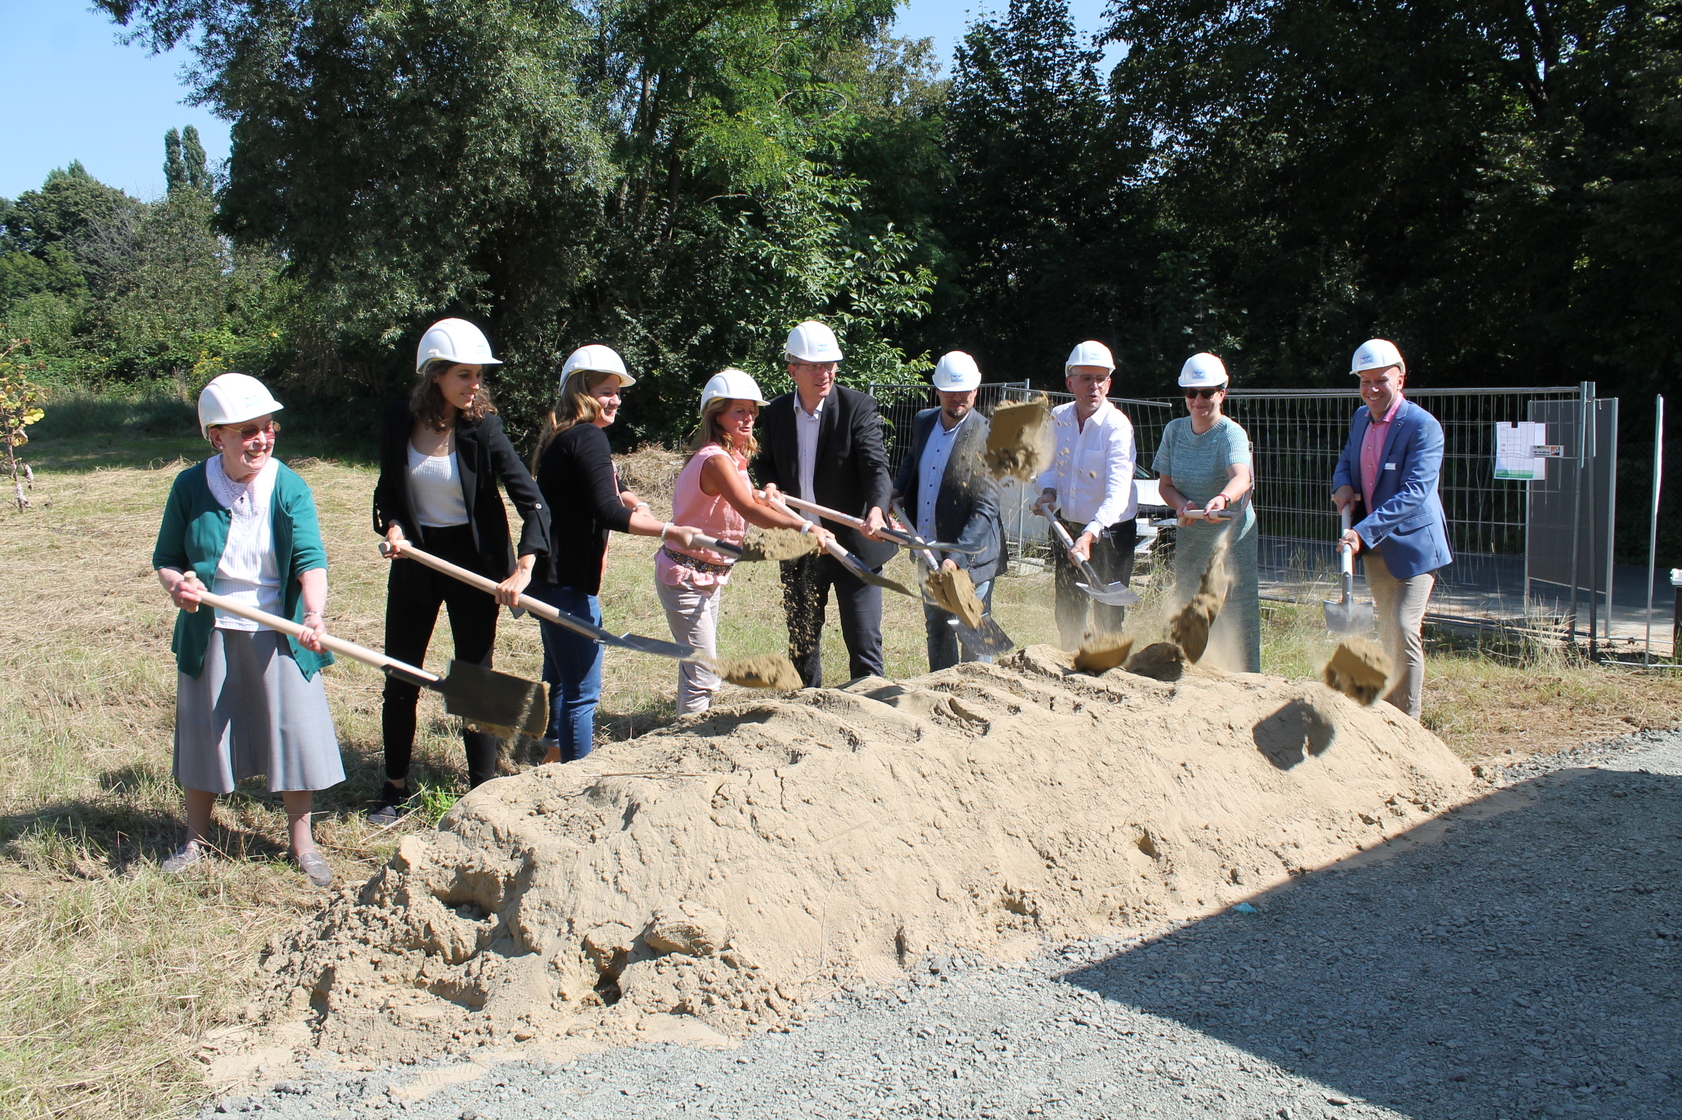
1036 506 1140 607
178 571 547 738
887 498 1016 657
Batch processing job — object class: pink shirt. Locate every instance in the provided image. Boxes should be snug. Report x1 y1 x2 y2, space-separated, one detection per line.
655 443 748 588
1359 395 1403 513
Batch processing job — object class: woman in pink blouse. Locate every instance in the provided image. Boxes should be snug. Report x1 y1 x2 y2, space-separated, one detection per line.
656 370 831 713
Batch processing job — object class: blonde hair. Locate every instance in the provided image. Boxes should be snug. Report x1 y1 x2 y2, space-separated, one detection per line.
531 370 616 471
410 358 496 431
686 397 760 461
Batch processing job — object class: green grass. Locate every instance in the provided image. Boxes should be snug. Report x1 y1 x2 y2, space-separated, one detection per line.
0 429 1675 1119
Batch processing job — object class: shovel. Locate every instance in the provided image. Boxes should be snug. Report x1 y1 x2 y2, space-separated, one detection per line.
178 572 547 738
779 494 985 554
383 539 704 662
888 498 1016 657
1039 508 1140 607
1323 507 1376 635
762 495 920 599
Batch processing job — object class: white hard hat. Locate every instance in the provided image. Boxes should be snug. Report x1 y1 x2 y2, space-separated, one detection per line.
197 373 284 439
560 344 635 390
931 351 981 392
1178 353 1229 388
416 318 502 373
1351 338 1405 374
1065 340 1115 374
785 320 843 363
699 368 768 415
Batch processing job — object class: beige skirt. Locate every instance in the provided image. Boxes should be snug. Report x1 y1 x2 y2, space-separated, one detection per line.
174 628 344 794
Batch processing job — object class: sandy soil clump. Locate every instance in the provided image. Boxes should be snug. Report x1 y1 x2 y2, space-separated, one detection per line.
1169 523 1235 663
739 526 817 562
1323 638 1394 705
984 395 1051 481
924 567 985 629
247 646 1473 1064
707 654 803 690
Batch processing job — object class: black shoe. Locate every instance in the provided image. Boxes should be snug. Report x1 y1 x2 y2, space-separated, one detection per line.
367 781 413 827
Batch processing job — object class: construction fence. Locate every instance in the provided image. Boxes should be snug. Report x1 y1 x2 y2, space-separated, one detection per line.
866 380 1664 658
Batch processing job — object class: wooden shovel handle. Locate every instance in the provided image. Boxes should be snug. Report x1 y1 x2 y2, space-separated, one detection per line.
179 572 439 683
764 494 848 565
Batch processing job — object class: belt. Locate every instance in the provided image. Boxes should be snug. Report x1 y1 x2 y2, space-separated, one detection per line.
662 545 733 576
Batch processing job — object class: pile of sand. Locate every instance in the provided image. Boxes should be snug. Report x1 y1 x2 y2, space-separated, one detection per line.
250 646 1473 1063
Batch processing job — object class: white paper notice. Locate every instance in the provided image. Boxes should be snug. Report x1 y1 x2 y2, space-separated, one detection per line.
1494 421 1547 480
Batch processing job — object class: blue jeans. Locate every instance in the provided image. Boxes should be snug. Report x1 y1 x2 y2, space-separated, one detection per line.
924 579 993 672
526 582 603 762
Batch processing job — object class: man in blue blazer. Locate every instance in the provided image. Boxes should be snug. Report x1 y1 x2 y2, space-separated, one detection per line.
1331 339 1453 718
892 351 1004 670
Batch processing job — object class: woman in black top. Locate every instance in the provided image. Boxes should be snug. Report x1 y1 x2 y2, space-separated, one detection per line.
370 318 548 819
527 344 698 764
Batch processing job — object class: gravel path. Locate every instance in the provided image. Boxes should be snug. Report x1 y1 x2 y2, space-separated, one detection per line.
204 727 1682 1120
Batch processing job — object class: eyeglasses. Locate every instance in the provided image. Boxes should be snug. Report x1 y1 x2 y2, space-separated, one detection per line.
1184 388 1222 400
790 361 839 373
219 420 280 442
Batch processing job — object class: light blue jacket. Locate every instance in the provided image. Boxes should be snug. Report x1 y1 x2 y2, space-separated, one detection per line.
1331 399 1453 579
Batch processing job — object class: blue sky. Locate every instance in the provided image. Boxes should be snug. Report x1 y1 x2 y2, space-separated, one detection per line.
1 0 1116 203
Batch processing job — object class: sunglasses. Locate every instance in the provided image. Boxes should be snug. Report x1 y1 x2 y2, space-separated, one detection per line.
219 420 280 442
1184 387 1222 400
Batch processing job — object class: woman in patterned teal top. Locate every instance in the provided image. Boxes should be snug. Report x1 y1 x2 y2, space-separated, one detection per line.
1152 354 1261 672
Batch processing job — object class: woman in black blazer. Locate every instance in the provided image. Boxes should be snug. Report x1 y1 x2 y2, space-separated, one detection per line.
370 319 548 819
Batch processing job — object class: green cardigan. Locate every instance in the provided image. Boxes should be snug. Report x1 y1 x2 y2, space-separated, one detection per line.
151 459 334 680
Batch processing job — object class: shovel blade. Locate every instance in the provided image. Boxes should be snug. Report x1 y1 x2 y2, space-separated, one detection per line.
949 615 1017 657
1321 597 1376 636
612 631 706 660
438 660 548 738
1078 581 1140 606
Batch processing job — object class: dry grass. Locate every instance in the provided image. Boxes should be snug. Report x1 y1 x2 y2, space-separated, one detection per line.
1 425 1675 1118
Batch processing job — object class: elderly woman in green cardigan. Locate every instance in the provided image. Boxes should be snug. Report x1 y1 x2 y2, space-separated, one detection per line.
151 373 343 886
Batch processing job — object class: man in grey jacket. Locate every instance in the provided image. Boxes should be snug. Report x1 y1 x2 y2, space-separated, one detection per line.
892 351 1003 671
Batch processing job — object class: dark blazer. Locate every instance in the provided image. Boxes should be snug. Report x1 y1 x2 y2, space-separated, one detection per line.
372 401 549 579
754 385 896 567
893 408 1003 584
533 422 633 595
1331 398 1453 579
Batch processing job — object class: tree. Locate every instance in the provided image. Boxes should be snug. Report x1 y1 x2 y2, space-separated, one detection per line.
163 127 210 195
98 0 936 443
931 0 1152 388
1107 0 1682 394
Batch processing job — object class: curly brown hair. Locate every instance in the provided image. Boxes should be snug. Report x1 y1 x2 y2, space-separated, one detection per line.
410 359 497 431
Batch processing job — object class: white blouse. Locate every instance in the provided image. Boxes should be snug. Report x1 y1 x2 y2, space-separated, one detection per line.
407 443 469 527
206 455 282 631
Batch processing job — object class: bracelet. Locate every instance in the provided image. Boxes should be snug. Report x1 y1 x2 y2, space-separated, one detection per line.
798 521 813 534
662 521 674 537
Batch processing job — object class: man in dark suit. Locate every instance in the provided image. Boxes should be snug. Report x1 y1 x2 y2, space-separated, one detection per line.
755 320 895 687
892 351 1003 671
1331 338 1453 718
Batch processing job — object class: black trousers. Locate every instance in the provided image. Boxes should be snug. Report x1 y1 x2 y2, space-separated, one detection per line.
381 524 500 788
1051 517 1137 648
779 552 884 688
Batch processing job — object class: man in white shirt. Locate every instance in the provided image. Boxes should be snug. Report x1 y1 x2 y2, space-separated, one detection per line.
891 351 1003 671
1034 340 1139 647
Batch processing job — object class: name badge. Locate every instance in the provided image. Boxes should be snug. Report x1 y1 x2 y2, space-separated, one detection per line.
1383 463 1398 471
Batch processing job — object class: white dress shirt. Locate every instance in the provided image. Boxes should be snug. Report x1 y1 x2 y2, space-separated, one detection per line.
914 413 963 543
205 455 282 631
1035 398 1138 537
793 393 827 524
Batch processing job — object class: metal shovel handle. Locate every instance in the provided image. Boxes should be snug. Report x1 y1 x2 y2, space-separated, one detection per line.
764 494 917 598
1339 506 1356 579
1041 509 1106 587
780 493 982 554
